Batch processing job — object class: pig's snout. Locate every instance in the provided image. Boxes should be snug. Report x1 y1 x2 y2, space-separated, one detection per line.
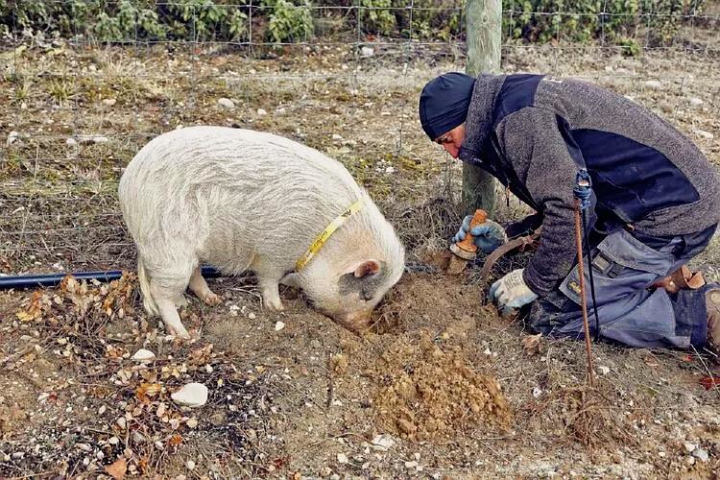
335 309 374 333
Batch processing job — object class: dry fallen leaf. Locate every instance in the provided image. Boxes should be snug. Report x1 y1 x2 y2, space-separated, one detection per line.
105 458 127 479
136 383 162 404
168 434 184 447
521 334 544 356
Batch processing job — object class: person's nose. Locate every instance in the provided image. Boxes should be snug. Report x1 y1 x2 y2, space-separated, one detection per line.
443 144 459 159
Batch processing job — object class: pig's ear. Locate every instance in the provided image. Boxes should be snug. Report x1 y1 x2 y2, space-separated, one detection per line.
354 259 381 278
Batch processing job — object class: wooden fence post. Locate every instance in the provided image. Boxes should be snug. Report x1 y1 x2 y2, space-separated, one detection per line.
462 0 502 215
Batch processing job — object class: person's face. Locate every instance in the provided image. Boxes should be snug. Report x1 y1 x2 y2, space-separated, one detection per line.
434 123 466 159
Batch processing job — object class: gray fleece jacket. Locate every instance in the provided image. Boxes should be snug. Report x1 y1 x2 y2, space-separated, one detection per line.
458 74 720 296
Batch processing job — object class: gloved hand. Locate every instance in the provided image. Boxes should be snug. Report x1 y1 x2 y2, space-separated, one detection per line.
489 268 539 316
452 216 507 254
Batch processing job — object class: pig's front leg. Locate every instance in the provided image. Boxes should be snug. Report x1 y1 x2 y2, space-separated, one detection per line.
259 276 284 311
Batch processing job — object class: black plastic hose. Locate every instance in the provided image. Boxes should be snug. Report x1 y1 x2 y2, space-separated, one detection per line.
0 265 221 289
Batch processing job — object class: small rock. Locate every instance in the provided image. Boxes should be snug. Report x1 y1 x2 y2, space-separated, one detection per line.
205 364 213 374
12 452 25 460
689 97 704 107
275 107 287 115
532 387 543 398
248 312 256 320
644 80 662 90
696 130 714 140
257 108 267 116
361 46 374 58
171 383 208 408
116 417 126 430
108 436 120 445
7 131 19 145
337 453 349 464
132 431 146 444
102 98 117 106
132 349 156 361
385 166 396 174
92 136 109 143
186 417 198 429
692 447 709 462
186 460 196 471
598 365 610 375
66 137 78 146
275 321 285 331
684 442 697 453
371 434 395 451
218 98 235 109
405 461 418 469
332 133 343 140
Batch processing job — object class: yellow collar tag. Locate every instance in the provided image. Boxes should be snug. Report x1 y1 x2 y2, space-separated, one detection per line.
295 198 364 271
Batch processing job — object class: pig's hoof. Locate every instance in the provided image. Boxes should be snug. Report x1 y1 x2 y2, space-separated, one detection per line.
167 325 191 339
264 299 285 312
203 292 221 306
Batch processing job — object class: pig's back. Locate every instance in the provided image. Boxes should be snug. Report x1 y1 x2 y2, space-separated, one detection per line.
119 126 372 268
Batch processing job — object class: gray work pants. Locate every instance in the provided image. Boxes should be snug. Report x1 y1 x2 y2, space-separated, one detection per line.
527 224 718 349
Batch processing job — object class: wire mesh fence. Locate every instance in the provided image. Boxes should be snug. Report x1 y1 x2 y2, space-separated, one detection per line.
0 0 719 278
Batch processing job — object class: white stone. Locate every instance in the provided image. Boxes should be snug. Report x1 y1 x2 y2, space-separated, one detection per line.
684 442 697 453
102 98 117 106
337 453 349 464
257 108 267 116
692 448 709 462
275 107 287 115
371 434 395 451
65 137 77 146
171 383 208 408
696 130 714 140
7 131 19 145
644 80 662 90
116 417 126 430
689 97 703 107
361 46 374 57
332 134 343 140
405 461 418 469
598 365 610 375
275 321 285 331
532 387 543 398
186 460 196 470
248 312 256 320
218 98 235 109
132 349 156 361
186 417 198 429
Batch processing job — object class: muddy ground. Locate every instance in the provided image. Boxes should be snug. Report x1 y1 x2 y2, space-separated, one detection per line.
1 15 720 480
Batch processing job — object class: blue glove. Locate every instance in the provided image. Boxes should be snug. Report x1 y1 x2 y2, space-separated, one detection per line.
489 269 539 317
452 216 507 254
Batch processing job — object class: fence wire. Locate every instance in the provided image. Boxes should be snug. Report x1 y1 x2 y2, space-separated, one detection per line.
0 1 719 277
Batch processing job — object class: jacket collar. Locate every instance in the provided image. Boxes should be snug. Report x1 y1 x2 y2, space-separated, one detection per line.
458 74 506 164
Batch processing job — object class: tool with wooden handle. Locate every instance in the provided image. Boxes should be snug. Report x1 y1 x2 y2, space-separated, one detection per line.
447 209 488 275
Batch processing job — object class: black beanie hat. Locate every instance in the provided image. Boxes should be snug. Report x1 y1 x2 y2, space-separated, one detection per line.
419 72 476 140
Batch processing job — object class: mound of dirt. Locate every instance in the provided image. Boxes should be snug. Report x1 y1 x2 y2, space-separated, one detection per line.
371 333 512 441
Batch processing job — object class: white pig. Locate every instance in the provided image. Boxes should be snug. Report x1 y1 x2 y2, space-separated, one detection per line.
118 126 405 338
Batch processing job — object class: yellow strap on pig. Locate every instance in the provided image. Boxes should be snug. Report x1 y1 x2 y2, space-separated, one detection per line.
295 198 364 272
